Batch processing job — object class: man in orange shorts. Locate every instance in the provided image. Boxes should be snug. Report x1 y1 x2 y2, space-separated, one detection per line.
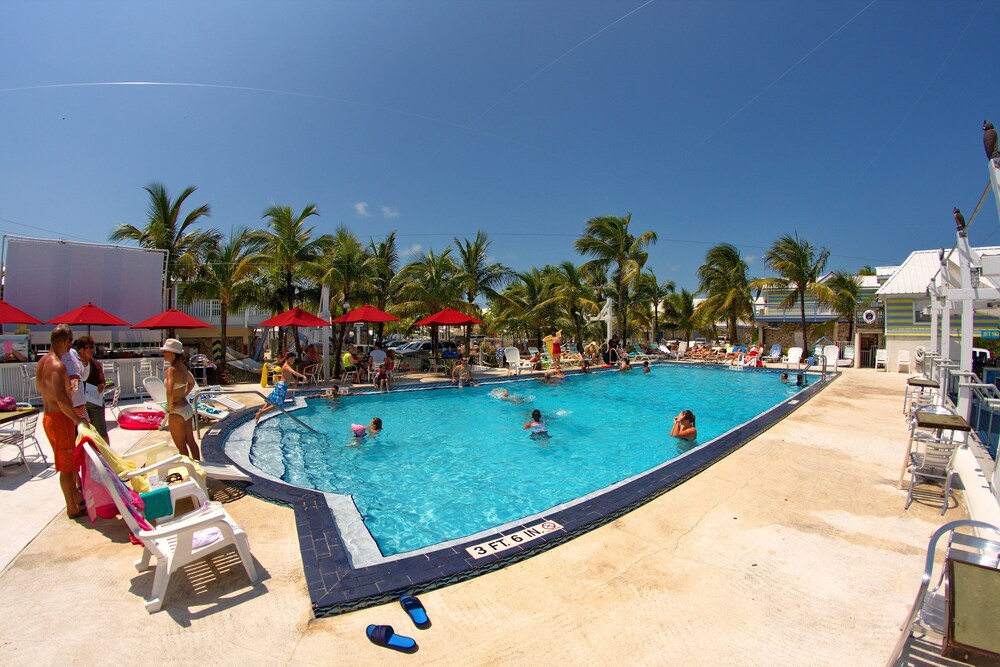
36 324 85 518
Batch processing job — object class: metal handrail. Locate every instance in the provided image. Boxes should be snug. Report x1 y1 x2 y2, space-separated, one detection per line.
191 388 321 434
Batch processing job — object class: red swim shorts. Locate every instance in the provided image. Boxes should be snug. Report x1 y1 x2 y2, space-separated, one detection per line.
43 412 77 473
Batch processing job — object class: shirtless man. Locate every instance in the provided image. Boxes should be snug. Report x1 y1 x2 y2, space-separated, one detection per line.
36 325 85 518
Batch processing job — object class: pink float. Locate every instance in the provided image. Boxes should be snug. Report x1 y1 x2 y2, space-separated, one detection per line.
117 406 165 430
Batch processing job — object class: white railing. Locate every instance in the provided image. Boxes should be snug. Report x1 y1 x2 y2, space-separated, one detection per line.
179 300 273 327
1 358 165 404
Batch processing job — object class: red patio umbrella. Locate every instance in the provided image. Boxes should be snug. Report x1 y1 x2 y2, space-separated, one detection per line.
46 301 131 335
259 307 329 328
331 303 400 324
412 308 482 327
130 308 212 330
0 299 43 326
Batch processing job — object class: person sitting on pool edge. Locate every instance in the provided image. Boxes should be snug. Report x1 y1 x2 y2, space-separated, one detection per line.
670 410 697 441
523 409 548 437
256 353 307 422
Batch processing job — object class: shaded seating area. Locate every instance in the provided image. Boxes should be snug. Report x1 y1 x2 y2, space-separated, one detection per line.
888 520 1000 666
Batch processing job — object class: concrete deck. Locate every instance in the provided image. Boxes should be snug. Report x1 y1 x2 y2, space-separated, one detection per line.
0 367 985 665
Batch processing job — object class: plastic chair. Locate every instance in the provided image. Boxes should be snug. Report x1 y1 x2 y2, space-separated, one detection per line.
875 349 888 371
503 347 532 376
761 344 782 363
80 438 257 612
782 347 803 369
897 350 911 373
20 364 41 406
302 363 322 386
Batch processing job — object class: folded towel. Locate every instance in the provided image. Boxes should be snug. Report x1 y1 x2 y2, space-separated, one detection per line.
139 486 173 521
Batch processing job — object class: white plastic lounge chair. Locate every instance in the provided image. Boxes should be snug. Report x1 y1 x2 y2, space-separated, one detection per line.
630 344 654 363
81 438 258 612
144 377 230 423
127 439 252 483
504 347 532 376
874 348 888 371
839 345 855 367
822 345 840 368
782 347 803 369
888 520 1000 665
761 344 782 363
897 350 911 373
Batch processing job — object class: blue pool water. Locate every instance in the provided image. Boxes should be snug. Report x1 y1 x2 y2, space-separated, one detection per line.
249 366 802 556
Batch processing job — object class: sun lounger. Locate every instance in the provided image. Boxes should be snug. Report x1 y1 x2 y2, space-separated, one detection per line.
80 434 258 612
761 344 782 363
127 440 252 483
630 344 654 362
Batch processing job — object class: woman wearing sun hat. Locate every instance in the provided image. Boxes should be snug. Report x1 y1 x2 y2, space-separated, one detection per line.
161 338 200 459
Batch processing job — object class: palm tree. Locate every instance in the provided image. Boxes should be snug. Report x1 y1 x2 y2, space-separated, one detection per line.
697 243 754 344
636 270 675 344
496 268 553 348
666 289 697 344
538 261 599 349
251 204 333 356
392 248 464 357
322 226 378 373
180 228 263 378
751 233 830 348
819 270 870 342
369 232 400 344
109 183 220 307
574 213 657 342
453 231 512 354
858 265 876 276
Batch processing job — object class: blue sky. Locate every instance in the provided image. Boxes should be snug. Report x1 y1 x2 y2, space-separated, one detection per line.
2 0 999 291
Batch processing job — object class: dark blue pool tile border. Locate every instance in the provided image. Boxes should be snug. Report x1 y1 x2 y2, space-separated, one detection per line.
201 367 836 618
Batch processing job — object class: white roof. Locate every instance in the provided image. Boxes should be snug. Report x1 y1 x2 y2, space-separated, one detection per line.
876 246 1000 296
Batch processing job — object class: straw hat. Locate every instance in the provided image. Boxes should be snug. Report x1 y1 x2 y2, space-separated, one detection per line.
160 338 184 354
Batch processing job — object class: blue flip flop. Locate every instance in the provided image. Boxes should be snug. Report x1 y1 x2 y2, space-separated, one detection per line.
366 624 417 652
399 595 431 629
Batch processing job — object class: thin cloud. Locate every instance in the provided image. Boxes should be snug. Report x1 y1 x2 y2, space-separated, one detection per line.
353 201 370 217
380 205 399 219
403 244 423 258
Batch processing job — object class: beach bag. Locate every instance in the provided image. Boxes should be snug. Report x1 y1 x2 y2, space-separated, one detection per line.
0 396 17 411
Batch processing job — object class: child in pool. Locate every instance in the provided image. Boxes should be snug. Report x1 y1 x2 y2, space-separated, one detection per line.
642 360 650 374
523 409 548 437
349 417 383 444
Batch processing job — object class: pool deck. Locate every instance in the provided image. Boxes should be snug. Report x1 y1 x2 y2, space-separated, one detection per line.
0 366 994 664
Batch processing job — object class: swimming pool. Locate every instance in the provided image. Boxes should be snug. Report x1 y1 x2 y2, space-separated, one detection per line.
247 365 804 557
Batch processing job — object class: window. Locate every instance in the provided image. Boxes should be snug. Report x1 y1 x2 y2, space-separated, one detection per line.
913 300 932 324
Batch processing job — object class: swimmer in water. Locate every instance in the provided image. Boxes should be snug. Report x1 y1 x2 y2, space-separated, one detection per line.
642 360 650 374
491 387 528 404
669 410 697 441
348 417 383 445
523 409 549 438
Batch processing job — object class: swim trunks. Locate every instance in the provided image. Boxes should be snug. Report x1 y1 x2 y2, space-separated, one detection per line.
267 381 288 406
552 343 561 356
43 412 77 472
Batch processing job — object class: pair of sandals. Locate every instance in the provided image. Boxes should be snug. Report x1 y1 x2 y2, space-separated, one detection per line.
365 595 430 653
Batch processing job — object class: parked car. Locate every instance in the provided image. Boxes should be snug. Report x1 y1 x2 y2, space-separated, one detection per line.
397 340 459 357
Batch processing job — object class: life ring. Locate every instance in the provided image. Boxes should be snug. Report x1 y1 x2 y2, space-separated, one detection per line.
862 309 877 324
914 345 926 361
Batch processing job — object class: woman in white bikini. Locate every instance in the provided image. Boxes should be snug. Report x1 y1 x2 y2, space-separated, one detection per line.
162 338 200 459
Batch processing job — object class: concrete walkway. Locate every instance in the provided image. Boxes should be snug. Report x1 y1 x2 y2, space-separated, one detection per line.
0 368 976 665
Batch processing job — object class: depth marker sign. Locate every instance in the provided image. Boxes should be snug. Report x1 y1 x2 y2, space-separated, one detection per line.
466 521 563 559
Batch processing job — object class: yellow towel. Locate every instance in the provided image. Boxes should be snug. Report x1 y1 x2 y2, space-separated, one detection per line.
77 423 206 493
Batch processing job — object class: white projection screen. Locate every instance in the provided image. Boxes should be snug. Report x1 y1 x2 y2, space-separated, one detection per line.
2 236 167 328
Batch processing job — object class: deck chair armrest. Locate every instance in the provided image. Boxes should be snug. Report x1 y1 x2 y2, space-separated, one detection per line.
140 507 232 538
123 441 179 463
124 454 200 481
